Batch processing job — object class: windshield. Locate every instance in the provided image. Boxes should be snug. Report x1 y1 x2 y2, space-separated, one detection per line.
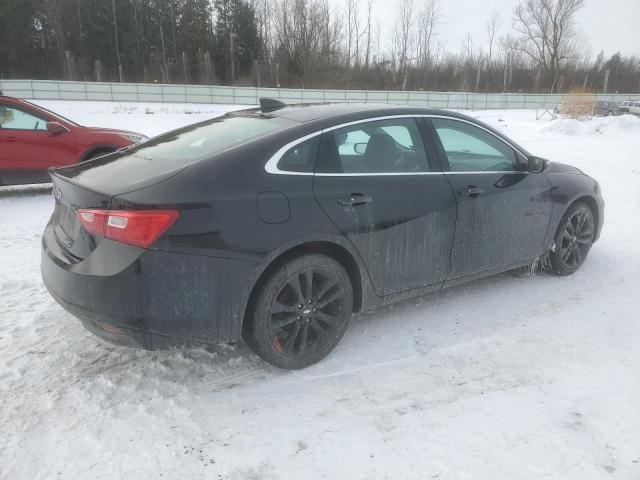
25 100 80 127
123 112 296 164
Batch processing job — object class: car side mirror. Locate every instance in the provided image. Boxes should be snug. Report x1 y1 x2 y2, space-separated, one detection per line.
527 156 546 173
354 143 367 155
47 121 69 135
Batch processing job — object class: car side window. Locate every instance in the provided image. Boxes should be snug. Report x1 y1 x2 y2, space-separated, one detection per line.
276 137 320 173
431 118 517 172
0 104 47 131
317 118 429 173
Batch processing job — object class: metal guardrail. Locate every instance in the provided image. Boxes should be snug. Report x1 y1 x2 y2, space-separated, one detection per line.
1 79 639 109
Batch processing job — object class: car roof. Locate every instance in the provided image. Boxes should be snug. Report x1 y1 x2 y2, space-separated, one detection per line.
263 103 401 122
262 102 475 123
238 101 531 157
253 102 489 131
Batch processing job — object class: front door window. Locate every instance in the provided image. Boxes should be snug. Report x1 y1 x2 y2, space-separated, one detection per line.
431 118 517 172
0 105 47 131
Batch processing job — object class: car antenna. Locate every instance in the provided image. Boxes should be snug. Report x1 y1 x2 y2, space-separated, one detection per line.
259 98 287 113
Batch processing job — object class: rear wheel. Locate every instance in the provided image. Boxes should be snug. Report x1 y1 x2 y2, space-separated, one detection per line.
243 254 353 369
549 202 595 276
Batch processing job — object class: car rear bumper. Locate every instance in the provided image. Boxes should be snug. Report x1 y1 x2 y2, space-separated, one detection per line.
41 220 257 349
45 288 193 349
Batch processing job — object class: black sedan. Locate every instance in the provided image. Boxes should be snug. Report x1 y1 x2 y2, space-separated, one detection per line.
41 101 604 369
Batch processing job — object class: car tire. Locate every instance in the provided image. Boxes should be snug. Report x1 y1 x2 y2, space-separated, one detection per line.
549 202 595 276
243 254 353 369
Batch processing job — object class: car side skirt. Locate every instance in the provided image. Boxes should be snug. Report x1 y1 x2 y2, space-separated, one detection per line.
0 169 51 186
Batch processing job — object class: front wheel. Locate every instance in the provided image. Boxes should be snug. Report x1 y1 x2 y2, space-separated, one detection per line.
243 254 353 369
83 148 115 162
549 202 595 276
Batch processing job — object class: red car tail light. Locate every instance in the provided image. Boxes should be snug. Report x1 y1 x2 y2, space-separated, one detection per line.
77 209 179 248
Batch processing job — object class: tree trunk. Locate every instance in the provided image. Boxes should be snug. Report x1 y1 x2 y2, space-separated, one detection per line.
112 0 123 82
182 51 188 83
474 60 482 92
603 69 610 94
94 60 103 82
160 24 169 83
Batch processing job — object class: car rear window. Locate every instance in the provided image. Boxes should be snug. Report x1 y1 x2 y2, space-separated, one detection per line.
123 113 296 165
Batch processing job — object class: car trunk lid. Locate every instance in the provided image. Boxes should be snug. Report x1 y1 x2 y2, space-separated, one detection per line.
50 149 187 197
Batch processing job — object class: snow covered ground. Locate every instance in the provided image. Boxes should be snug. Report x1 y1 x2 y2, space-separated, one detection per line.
1 102 640 480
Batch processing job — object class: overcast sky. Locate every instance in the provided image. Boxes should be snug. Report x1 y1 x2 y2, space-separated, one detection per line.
328 0 640 59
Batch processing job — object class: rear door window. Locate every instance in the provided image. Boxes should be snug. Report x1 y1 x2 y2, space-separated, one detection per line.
317 118 429 174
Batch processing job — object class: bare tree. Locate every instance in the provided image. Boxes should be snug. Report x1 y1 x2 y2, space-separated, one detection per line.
461 33 475 91
393 0 415 90
512 0 585 92
416 0 441 89
274 0 341 86
40 0 67 78
112 0 123 82
345 0 360 67
484 7 500 90
253 0 276 85
363 0 373 69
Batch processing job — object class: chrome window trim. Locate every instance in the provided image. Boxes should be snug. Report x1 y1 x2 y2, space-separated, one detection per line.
314 171 524 177
316 171 442 177
264 114 528 176
264 130 322 176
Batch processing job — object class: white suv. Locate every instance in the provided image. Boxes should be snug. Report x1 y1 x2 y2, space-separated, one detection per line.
620 100 640 115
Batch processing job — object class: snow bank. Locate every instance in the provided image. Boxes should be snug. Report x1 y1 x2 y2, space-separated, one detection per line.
537 114 640 136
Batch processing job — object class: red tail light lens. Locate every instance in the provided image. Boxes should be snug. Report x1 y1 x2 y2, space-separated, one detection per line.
77 209 179 248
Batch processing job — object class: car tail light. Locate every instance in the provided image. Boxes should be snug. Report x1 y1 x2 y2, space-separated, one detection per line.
77 209 179 248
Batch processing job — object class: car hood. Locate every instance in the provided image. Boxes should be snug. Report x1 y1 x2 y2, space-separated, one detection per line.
546 161 584 175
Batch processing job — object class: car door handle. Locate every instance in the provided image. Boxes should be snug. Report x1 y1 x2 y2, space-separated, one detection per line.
1 136 17 142
338 193 373 207
457 186 484 197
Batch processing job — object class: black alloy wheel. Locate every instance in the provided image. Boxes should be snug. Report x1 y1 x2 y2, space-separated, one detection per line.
550 202 595 275
244 254 353 369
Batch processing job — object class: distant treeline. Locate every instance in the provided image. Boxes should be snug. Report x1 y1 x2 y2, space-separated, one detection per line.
0 0 638 94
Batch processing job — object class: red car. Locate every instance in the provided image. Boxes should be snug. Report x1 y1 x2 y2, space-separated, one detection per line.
0 94 147 185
